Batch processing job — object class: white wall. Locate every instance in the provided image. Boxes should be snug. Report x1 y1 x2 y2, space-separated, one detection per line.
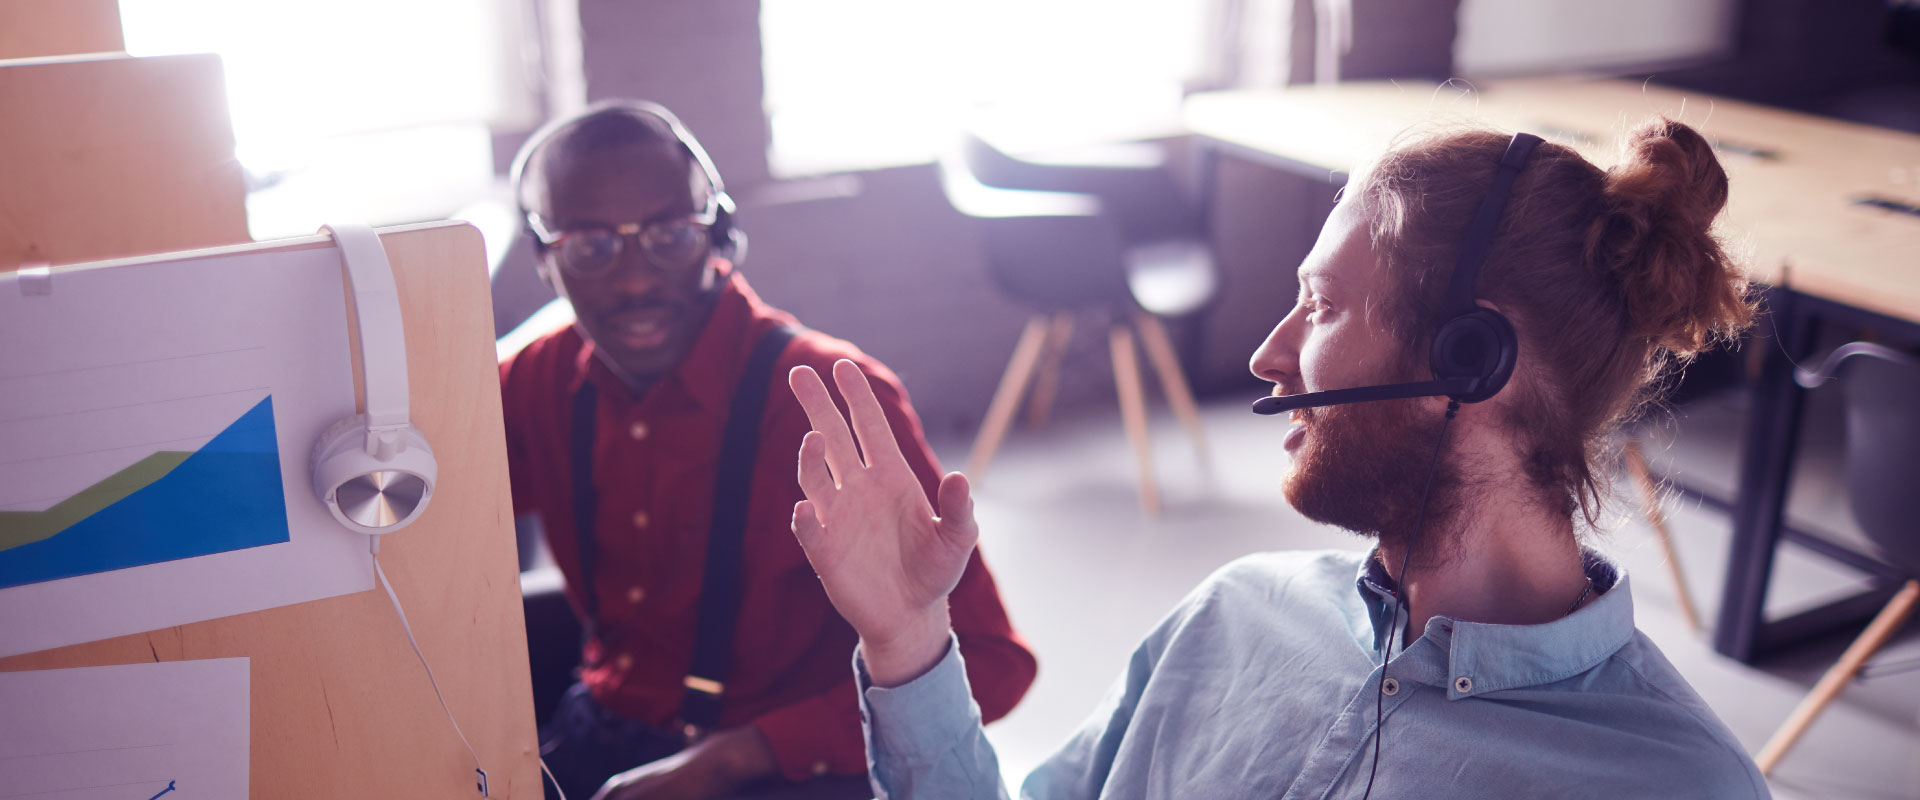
1455 0 1739 77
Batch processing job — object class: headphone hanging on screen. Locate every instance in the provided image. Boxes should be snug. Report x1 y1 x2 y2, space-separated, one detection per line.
510 100 745 265
1252 132 1542 416
310 223 438 534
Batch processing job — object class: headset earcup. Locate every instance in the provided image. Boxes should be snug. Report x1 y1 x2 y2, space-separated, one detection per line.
1429 309 1518 403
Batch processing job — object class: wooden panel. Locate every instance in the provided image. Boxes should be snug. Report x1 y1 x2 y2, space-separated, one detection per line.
0 222 542 798
1184 78 1920 324
0 0 124 59
0 52 249 271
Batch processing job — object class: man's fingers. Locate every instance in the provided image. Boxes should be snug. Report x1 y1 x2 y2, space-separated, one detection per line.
933 471 979 548
788 365 862 479
791 500 825 545
796 431 838 502
831 359 907 469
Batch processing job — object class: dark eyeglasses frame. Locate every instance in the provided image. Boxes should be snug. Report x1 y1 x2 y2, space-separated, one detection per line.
527 197 720 279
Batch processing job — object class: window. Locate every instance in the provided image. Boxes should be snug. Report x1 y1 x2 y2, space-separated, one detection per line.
760 0 1208 177
118 0 536 238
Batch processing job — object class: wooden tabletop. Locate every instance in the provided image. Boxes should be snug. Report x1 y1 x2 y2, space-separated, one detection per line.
1185 77 1920 324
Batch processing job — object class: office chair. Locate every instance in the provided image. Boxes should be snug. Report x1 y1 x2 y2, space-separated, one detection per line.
1754 341 1920 775
940 133 1217 514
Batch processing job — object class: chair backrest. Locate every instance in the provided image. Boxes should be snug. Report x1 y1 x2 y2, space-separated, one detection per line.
959 132 1202 245
1824 342 1920 573
935 149 1133 311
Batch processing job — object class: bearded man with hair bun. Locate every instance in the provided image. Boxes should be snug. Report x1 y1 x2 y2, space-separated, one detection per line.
784 117 1769 799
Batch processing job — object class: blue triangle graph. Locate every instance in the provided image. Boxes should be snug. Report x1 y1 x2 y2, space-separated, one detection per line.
0 396 292 590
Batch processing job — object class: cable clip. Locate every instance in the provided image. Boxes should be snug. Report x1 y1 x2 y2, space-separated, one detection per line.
16 263 51 296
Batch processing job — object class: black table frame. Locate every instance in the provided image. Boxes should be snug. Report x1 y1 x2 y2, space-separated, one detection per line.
1713 286 1920 663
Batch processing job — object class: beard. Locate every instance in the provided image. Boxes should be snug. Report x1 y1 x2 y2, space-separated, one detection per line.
1282 377 1464 569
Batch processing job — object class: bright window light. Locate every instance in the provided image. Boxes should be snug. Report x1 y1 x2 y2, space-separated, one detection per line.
761 0 1207 177
118 0 528 238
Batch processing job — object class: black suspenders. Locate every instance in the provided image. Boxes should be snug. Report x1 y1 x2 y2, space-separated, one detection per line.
566 324 798 738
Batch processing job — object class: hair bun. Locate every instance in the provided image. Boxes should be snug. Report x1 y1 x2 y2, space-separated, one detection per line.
1584 117 1752 358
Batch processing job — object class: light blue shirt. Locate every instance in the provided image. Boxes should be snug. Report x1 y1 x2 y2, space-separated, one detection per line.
857 549 1767 799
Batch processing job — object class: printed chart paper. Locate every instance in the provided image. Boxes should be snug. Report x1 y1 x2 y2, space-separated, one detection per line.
0 658 249 800
0 239 373 656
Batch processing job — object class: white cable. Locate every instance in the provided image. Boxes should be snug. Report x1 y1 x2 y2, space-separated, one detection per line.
372 548 490 797
540 755 570 800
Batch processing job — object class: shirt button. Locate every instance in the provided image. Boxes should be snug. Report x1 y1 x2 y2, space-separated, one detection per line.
1454 676 1473 693
1381 677 1399 696
628 421 649 440
615 653 633 671
631 510 650 529
811 761 829 776
626 586 645 605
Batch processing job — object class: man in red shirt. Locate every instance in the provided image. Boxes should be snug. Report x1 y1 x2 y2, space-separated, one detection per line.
500 101 1036 800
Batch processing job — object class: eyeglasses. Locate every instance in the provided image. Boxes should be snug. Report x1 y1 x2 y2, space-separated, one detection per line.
527 201 718 279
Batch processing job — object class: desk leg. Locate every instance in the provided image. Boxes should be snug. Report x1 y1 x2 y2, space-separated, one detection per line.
1715 287 1817 663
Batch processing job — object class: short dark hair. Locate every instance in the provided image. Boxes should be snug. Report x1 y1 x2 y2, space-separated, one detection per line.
511 101 710 223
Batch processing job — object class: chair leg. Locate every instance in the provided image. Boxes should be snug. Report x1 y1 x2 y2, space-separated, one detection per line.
967 316 1052 483
1110 325 1161 515
1025 312 1076 430
1622 438 1702 633
1134 310 1210 470
1754 579 1920 776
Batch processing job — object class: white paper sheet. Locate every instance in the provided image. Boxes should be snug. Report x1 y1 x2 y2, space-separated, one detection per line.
0 658 249 800
0 238 374 657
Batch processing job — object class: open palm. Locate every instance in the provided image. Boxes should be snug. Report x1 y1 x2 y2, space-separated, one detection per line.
788 360 978 678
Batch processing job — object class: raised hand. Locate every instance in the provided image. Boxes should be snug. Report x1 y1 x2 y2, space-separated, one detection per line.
788 360 980 686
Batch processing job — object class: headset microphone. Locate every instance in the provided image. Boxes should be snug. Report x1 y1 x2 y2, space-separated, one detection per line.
1250 378 1479 416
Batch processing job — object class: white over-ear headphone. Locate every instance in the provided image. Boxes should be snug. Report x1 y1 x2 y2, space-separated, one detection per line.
310 223 437 534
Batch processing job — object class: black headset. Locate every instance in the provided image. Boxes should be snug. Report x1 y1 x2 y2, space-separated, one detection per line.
1252 132 1542 416
509 99 744 264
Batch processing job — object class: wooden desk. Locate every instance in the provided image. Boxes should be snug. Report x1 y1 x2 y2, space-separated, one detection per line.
1185 77 1920 662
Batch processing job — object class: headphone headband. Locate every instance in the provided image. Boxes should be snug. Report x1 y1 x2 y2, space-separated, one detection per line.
321 223 409 432
1441 132 1543 319
509 100 732 229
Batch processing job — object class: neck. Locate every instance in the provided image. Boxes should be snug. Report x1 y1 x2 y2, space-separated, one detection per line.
594 350 661 397
1377 473 1589 645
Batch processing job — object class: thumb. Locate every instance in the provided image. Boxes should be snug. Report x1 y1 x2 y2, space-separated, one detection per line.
933 472 978 547
791 500 826 548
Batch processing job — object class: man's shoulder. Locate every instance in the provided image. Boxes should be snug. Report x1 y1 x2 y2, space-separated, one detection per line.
500 319 583 386
1197 549 1368 605
757 318 913 408
1160 550 1368 632
1588 634 1769 793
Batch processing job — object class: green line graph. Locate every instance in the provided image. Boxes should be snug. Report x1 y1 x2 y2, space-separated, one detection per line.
0 451 190 552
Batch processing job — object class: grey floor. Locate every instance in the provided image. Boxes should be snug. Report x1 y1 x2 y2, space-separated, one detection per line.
928 390 1920 799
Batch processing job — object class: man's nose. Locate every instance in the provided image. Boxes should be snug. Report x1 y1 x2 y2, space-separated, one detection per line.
1249 315 1302 386
605 248 663 295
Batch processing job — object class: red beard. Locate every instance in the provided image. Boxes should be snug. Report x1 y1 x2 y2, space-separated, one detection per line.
1282 392 1461 566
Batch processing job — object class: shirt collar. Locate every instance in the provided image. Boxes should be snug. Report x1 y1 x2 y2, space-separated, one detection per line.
1354 548 1635 698
568 263 766 413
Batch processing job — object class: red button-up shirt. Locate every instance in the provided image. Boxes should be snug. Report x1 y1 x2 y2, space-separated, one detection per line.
500 270 1036 780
